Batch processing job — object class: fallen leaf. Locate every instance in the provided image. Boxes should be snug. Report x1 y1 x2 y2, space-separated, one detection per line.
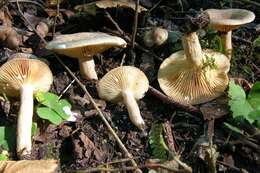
0 160 58 173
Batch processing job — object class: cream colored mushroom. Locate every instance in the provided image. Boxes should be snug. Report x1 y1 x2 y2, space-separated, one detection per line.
0 57 53 158
46 32 127 80
158 32 230 105
97 66 149 130
143 27 168 47
206 9 255 60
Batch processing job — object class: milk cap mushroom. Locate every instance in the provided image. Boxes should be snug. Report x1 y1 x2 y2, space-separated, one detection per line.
206 9 255 60
143 27 168 47
46 32 127 80
158 32 230 105
97 66 149 130
0 57 53 158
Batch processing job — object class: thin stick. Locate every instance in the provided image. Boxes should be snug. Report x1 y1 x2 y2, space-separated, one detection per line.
15 5 141 172
131 0 139 49
234 0 260 6
148 86 201 114
58 78 75 99
52 0 60 37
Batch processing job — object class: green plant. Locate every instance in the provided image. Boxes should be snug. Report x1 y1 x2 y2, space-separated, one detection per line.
228 81 260 128
149 123 170 160
35 92 76 125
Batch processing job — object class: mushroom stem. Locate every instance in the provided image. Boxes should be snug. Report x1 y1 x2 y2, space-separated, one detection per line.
220 31 232 60
79 58 98 80
182 32 204 67
122 90 145 130
17 84 34 158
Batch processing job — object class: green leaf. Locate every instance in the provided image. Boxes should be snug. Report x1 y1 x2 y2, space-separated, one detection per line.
0 152 8 161
149 123 169 160
248 82 260 109
228 81 260 127
35 92 59 108
31 122 38 136
35 92 71 122
36 107 63 125
253 36 260 48
0 127 16 151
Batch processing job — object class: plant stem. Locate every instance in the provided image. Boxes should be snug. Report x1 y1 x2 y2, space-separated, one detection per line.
79 58 97 80
122 91 145 130
182 32 203 67
17 84 34 158
220 31 232 60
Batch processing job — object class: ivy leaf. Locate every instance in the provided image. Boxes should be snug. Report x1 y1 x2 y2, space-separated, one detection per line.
36 107 64 125
149 123 169 160
0 127 16 151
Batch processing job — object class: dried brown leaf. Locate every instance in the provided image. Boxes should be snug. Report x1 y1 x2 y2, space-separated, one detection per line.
75 0 147 14
0 160 59 173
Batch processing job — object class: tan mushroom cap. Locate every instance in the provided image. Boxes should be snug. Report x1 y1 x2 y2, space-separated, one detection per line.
46 32 127 60
206 9 255 32
97 66 149 103
158 49 230 105
0 58 53 97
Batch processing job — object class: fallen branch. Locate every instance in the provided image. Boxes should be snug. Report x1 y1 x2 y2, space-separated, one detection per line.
148 86 201 114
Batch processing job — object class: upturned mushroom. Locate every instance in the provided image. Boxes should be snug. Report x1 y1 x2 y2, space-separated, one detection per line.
97 66 149 130
206 9 255 60
46 32 127 80
158 31 230 105
0 57 53 158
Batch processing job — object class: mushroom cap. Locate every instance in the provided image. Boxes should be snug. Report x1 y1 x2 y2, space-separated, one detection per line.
46 32 127 60
158 49 230 105
0 58 53 97
97 66 149 103
206 9 255 32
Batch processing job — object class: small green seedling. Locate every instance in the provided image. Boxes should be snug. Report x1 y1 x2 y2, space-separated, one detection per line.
228 81 260 128
35 92 76 125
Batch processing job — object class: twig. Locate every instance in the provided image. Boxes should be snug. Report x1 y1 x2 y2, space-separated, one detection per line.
148 0 163 12
103 27 163 61
9 0 45 10
148 86 201 114
234 0 260 6
163 121 177 152
14 4 142 173
52 0 60 37
58 78 76 99
104 11 124 35
131 0 139 49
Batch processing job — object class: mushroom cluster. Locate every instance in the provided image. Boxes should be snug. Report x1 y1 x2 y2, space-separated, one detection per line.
0 54 53 158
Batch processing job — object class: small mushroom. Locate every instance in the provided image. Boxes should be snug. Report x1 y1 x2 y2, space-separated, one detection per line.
97 66 149 130
143 27 168 47
0 57 53 158
206 9 255 60
158 32 230 105
46 32 127 80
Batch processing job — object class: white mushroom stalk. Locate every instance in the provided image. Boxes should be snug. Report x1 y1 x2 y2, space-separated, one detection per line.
79 58 98 80
0 56 53 159
17 84 34 157
122 90 145 130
